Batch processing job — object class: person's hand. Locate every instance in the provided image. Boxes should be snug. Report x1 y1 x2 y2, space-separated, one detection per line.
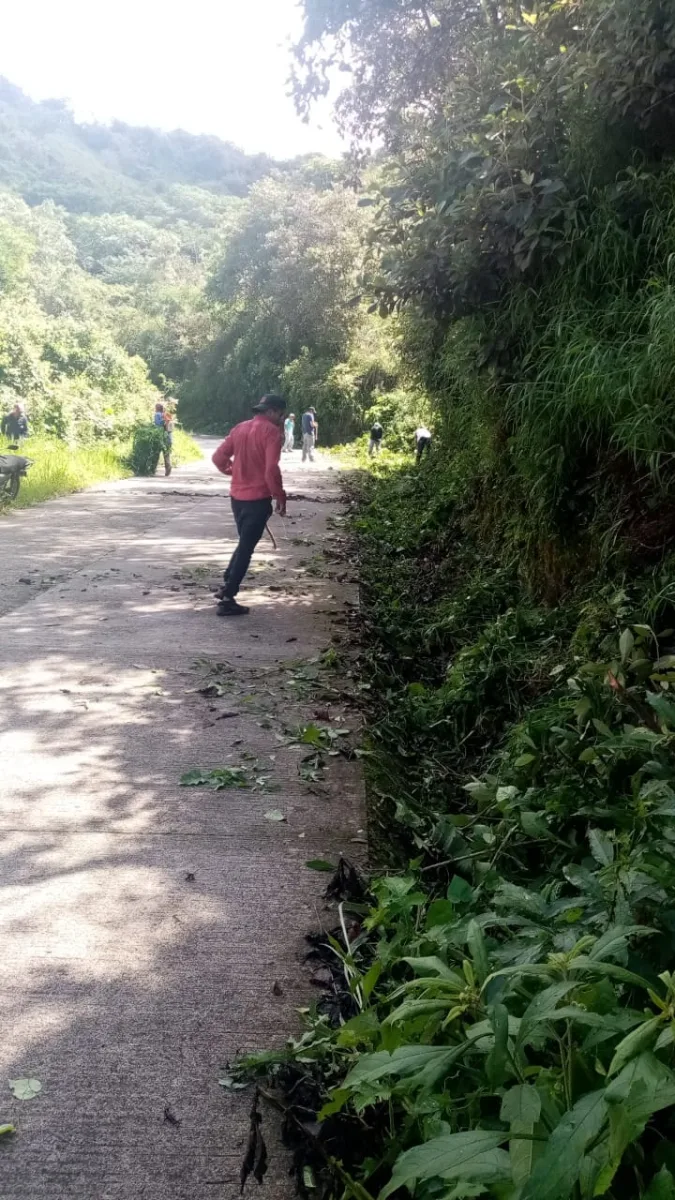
276 499 287 517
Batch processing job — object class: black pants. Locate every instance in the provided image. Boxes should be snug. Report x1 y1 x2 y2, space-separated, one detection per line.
416 436 431 462
224 497 272 598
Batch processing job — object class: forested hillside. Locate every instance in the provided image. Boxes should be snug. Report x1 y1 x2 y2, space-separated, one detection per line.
0 79 407 450
0 77 272 212
0 80 253 444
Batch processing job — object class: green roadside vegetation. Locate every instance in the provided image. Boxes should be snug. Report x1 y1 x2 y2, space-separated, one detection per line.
241 456 675 1200
6 437 130 507
235 3 675 1199
2 427 201 509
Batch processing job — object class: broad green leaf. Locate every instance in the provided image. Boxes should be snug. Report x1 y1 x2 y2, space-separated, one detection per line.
305 859 336 872
485 1003 509 1087
566 958 652 989
648 694 675 727
466 1015 521 1045
607 1016 663 1077
336 1010 380 1045
643 1167 675 1199
379 1131 510 1200
592 719 611 737
520 1089 608 1200
588 828 614 867
619 628 634 662
448 876 474 904
299 723 324 745
403 957 464 984
514 753 536 767
9 1077 42 1100
484 964 555 992
384 997 455 1025
501 1085 541 1188
501 1084 541 1125
426 899 455 928
592 1100 645 1194
445 1185 488 1199
521 810 548 837
531 1005 620 1029
344 1045 464 1091
605 1052 675 1121
493 882 547 917
211 768 250 789
319 1087 350 1119
0 1123 15 1135
467 920 489 984
180 768 212 786
587 925 652 962
517 981 578 1047
362 961 382 1001
656 1024 675 1050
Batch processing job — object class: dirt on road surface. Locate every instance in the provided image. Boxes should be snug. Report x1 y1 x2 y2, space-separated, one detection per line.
0 441 364 1199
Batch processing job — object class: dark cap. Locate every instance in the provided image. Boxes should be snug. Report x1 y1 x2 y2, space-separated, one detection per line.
253 394 286 413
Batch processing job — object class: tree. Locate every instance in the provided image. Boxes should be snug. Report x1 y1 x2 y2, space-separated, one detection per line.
182 172 366 431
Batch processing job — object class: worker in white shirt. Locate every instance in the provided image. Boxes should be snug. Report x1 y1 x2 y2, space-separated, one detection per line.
414 425 432 463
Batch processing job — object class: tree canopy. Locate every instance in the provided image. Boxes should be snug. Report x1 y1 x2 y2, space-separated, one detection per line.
289 0 675 542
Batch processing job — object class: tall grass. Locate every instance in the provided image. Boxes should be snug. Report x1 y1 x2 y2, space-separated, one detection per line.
511 174 675 491
5 438 130 508
1 429 203 509
407 164 675 571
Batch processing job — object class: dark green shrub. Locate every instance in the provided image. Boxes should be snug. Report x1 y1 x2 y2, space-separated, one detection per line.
129 423 165 476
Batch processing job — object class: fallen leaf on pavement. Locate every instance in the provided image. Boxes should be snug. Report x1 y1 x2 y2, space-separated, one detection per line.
9 1078 42 1100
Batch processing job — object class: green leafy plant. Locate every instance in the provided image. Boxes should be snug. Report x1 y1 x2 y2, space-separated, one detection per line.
128 423 166 476
238 457 675 1200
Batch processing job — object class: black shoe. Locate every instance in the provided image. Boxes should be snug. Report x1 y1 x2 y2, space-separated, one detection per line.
217 598 249 617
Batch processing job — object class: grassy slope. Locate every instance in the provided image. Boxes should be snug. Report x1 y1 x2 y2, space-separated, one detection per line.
2 429 202 509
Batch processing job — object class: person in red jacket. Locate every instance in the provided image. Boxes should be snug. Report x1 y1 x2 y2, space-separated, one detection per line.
212 394 287 616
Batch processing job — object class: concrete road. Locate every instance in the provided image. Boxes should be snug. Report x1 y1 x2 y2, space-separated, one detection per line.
0 441 363 1199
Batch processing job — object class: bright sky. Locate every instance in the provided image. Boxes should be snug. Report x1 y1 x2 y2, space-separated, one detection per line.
1 0 344 159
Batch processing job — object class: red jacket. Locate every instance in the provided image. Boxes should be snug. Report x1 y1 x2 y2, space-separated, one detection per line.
212 415 285 506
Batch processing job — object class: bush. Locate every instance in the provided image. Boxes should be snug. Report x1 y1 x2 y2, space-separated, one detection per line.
240 459 675 1200
365 386 431 452
129 423 166 476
